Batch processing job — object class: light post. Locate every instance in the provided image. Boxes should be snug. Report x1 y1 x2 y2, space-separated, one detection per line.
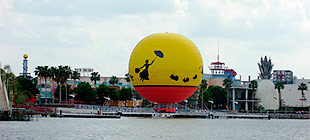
104 97 110 112
235 101 239 111
273 96 277 116
95 96 98 110
208 101 214 112
184 100 188 113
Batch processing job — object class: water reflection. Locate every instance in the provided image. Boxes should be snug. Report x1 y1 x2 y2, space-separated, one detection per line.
0 117 309 140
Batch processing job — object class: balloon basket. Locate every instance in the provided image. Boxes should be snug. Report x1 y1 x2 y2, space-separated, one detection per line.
153 103 176 113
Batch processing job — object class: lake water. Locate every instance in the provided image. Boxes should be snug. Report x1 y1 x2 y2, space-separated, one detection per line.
1 117 309 140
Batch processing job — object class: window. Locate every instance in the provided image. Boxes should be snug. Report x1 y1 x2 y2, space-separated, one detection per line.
237 93 242 99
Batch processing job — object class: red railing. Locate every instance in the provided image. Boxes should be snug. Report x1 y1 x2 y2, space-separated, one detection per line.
12 105 55 113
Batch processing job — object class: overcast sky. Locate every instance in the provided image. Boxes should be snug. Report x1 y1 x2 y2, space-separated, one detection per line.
0 0 310 80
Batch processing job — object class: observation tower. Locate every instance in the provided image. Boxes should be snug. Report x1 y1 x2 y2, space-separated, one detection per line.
20 54 31 79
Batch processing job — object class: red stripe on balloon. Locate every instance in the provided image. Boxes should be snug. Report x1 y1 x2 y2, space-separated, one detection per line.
134 86 198 103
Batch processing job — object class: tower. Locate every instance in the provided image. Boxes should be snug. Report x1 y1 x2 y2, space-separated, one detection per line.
208 41 227 75
207 41 237 80
21 54 30 78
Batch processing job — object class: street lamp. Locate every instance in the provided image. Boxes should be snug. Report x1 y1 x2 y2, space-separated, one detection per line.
184 100 188 113
208 101 214 112
104 97 110 114
235 101 239 111
273 96 277 115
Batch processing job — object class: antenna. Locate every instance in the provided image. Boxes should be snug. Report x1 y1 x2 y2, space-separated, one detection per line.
217 40 219 62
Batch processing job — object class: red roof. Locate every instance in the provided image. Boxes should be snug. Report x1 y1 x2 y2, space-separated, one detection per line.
224 69 234 72
211 62 225 65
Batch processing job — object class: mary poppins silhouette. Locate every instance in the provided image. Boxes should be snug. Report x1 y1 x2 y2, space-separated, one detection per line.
135 50 164 82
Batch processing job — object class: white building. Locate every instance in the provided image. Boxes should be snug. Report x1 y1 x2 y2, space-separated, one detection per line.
255 78 310 108
74 76 131 88
281 79 310 107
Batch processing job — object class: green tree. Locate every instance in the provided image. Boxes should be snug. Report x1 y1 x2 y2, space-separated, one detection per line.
298 82 308 107
222 78 233 107
109 76 119 86
54 66 66 104
42 66 50 104
249 80 258 111
63 66 72 104
108 87 119 101
34 66 44 103
119 88 132 107
96 83 109 105
90 72 100 88
15 92 28 106
274 82 284 109
208 85 227 109
48 66 57 104
53 65 72 104
16 77 39 98
71 71 80 86
14 77 39 107
34 65 51 104
74 82 95 103
54 85 73 100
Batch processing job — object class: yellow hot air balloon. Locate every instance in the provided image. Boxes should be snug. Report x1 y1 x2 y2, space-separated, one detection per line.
129 33 203 103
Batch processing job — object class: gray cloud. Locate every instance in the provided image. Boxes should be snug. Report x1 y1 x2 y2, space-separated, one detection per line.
12 0 175 17
1 0 310 79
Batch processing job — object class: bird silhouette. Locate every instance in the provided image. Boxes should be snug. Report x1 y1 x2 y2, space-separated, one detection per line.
170 74 179 81
183 77 190 83
193 74 197 80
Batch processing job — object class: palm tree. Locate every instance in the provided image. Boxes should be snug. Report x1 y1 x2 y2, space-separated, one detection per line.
90 72 100 88
249 80 258 111
63 66 72 104
71 71 80 87
34 66 44 104
298 82 308 107
41 66 51 104
222 78 233 108
49 66 57 104
274 82 284 110
109 76 119 86
54 66 66 104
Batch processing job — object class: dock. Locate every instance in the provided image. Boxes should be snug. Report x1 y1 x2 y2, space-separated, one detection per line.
59 113 121 118
53 107 274 119
214 114 270 119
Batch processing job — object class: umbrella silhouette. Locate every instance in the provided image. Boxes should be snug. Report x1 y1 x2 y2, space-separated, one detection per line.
154 50 164 58
135 50 164 74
